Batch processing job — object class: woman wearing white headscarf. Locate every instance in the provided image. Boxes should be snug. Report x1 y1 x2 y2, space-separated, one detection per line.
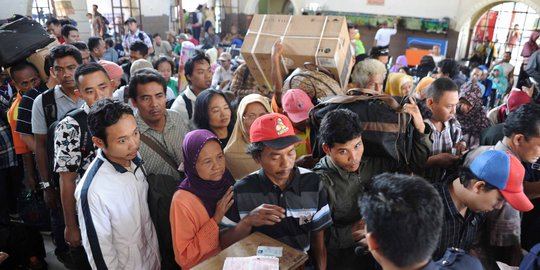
224 94 271 179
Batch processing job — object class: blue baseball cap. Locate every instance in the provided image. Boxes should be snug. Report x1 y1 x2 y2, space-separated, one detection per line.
470 150 533 212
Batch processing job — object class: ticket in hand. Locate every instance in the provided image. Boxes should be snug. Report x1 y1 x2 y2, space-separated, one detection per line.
256 246 283 257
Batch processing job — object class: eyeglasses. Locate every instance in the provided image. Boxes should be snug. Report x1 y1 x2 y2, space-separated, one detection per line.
242 112 268 121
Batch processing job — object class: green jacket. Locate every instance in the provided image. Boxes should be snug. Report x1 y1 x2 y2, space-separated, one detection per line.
313 156 365 249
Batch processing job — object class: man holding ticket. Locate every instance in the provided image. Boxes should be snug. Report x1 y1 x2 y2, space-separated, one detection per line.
220 113 333 270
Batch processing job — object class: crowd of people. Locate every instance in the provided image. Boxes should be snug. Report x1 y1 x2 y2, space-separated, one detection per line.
1 9 540 270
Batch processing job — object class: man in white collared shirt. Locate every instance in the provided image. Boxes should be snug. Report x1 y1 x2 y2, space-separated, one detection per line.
122 17 154 55
76 99 160 270
170 51 212 126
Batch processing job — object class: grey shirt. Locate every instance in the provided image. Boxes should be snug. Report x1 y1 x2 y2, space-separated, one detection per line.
31 85 85 134
136 110 188 180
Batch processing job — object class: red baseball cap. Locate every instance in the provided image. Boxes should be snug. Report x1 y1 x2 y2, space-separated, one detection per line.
282 89 314 123
250 113 302 149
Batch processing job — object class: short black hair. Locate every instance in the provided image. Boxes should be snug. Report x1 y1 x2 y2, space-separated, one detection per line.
9 61 39 80
193 88 235 132
104 38 114 48
360 173 443 268
152 33 161 39
61 24 78 38
247 141 265 159
46 17 60 26
129 40 148 57
88 36 103 51
153 56 175 71
320 109 362 148
128 68 167 99
425 77 459 102
458 166 498 191
71 41 89 52
184 50 210 85
503 103 540 138
437 59 459 77
47 44 83 66
74 63 110 86
88 99 133 146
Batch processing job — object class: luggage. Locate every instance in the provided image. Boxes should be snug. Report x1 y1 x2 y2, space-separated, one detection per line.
0 17 54 67
309 89 414 163
282 63 344 100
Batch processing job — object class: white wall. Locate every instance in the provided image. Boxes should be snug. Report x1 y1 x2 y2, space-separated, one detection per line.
0 1 32 19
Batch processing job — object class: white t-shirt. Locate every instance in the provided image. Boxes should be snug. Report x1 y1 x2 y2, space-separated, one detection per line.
500 62 514 77
431 54 445 65
374 28 397 47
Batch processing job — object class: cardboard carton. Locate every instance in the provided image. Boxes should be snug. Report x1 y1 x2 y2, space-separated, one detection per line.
241 15 353 94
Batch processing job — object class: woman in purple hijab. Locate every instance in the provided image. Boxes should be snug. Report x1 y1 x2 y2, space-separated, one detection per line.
390 55 408 73
170 129 235 269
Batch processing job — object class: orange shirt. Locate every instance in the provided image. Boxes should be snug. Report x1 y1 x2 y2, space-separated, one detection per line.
170 190 221 269
7 93 30 154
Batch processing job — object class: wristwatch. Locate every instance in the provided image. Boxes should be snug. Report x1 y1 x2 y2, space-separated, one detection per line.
38 181 51 190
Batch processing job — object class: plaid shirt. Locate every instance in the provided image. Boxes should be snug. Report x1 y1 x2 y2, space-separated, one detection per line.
0 95 17 169
433 182 485 260
425 118 463 155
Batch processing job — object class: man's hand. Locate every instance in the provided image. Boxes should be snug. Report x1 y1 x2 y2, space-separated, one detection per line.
403 96 425 133
295 154 318 169
0 252 8 264
65 225 82 247
455 141 468 155
271 40 284 61
245 204 285 227
43 187 58 209
213 187 234 224
352 220 367 248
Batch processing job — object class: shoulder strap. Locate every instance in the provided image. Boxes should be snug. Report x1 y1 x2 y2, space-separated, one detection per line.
139 133 178 171
181 92 193 119
42 88 57 128
138 32 145 41
68 109 93 159
123 87 129 103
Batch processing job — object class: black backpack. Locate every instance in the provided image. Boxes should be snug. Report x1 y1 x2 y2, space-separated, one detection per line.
190 12 198 24
42 90 93 181
309 89 414 163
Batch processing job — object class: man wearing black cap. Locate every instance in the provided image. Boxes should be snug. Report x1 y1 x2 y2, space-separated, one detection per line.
221 113 333 270
122 17 154 55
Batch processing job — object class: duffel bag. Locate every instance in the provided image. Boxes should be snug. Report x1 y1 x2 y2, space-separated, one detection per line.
309 88 415 163
0 17 54 67
283 63 344 100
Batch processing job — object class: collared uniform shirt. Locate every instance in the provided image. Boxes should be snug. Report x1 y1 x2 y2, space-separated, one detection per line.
434 182 485 260
31 85 85 135
136 110 188 179
75 150 160 270
170 86 197 127
53 103 95 177
224 167 333 253
122 29 153 51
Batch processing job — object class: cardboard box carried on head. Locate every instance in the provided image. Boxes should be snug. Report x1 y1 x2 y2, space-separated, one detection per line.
241 14 354 94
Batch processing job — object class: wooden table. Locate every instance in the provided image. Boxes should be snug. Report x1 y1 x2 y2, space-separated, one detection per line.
192 232 308 270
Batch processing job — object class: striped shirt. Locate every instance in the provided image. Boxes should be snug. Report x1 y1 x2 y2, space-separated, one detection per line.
433 182 485 260
135 110 188 179
425 118 463 155
224 167 332 252
0 95 17 169
15 88 42 135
